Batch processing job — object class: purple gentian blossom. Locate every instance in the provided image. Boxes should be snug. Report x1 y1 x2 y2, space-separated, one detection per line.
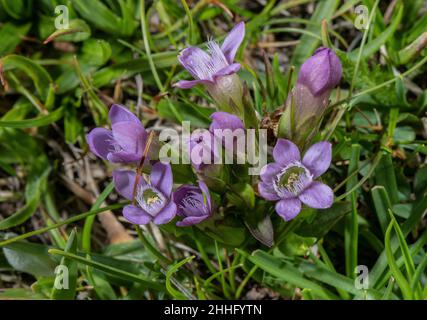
280 48 342 147
174 181 212 227
209 111 245 161
297 47 342 97
188 130 221 171
86 104 147 163
174 22 245 115
259 139 333 221
113 162 176 225
209 111 245 132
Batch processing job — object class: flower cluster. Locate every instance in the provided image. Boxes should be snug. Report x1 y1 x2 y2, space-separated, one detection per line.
85 22 342 240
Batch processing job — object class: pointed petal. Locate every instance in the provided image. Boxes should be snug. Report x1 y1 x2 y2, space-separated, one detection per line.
297 47 342 96
153 201 177 225
177 215 209 227
299 182 334 209
112 170 138 200
198 180 212 212
86 128 113 160
178 46 213 80
123 205 152 225
221 22 245 64
302 141 332 178
273 139 301 166
212 63 241 79
150 162 173 196
112 121 147 156
107 151 141 163
275 198 301 221
109 104 140 125
258 182 280 201
173 185 196 216
209 111 244 131
173 79 212 89
260 163 282 184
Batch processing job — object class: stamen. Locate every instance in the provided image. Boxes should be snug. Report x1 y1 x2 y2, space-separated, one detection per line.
273 162 313 197
136 184 165 216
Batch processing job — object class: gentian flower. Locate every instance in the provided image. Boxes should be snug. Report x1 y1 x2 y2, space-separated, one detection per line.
297 47 342 97
209 111 245 161
174 181 212 227
188 130 220 171
259 139 333 221
280 48 342 147
86 104 148 163
113 162 176 225
174 22 245 115
209 111 245 132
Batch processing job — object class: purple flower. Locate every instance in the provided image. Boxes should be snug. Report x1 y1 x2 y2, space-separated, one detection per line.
113 162 176 225
259 139 333 221
174 181 212 227
209 111 245 132
86 104 147 163
174 22 245 114
280 48 342 147
297 47 342 97
209 111 245 160
188 130 221 171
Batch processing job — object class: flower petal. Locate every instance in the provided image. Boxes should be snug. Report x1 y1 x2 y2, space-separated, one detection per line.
123 205 152 225
221 21 245 64
173 79 212 89
273 139 301 166
177 215 209 227
198 180 212 212
86 128 113 160
258 182 280 201
173 185 196 216
299 181 333 209
178 46 213 80
302 141 332 178
209 111 244 131
212 63 241 79
109 104 141 125
107 151 141 163
260 163 282 183
153 201 177 225
112 170 138 200
150 162 173 196
297 47 342 97
112 121 147 156
275 198 302 221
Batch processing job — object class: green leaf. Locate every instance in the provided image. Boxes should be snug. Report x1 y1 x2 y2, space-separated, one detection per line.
43 19 91 43
238 249 337 299
0 107 64 128
371 186 392 235
296 202 351 238
0 54 53 102
375 152 399 204
0 156 50 230
48 249 164 291
2 240 56 277
0 23 31 56
0 0 32 19
290 0 340 66
166 255 195 299
72 0 137 37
